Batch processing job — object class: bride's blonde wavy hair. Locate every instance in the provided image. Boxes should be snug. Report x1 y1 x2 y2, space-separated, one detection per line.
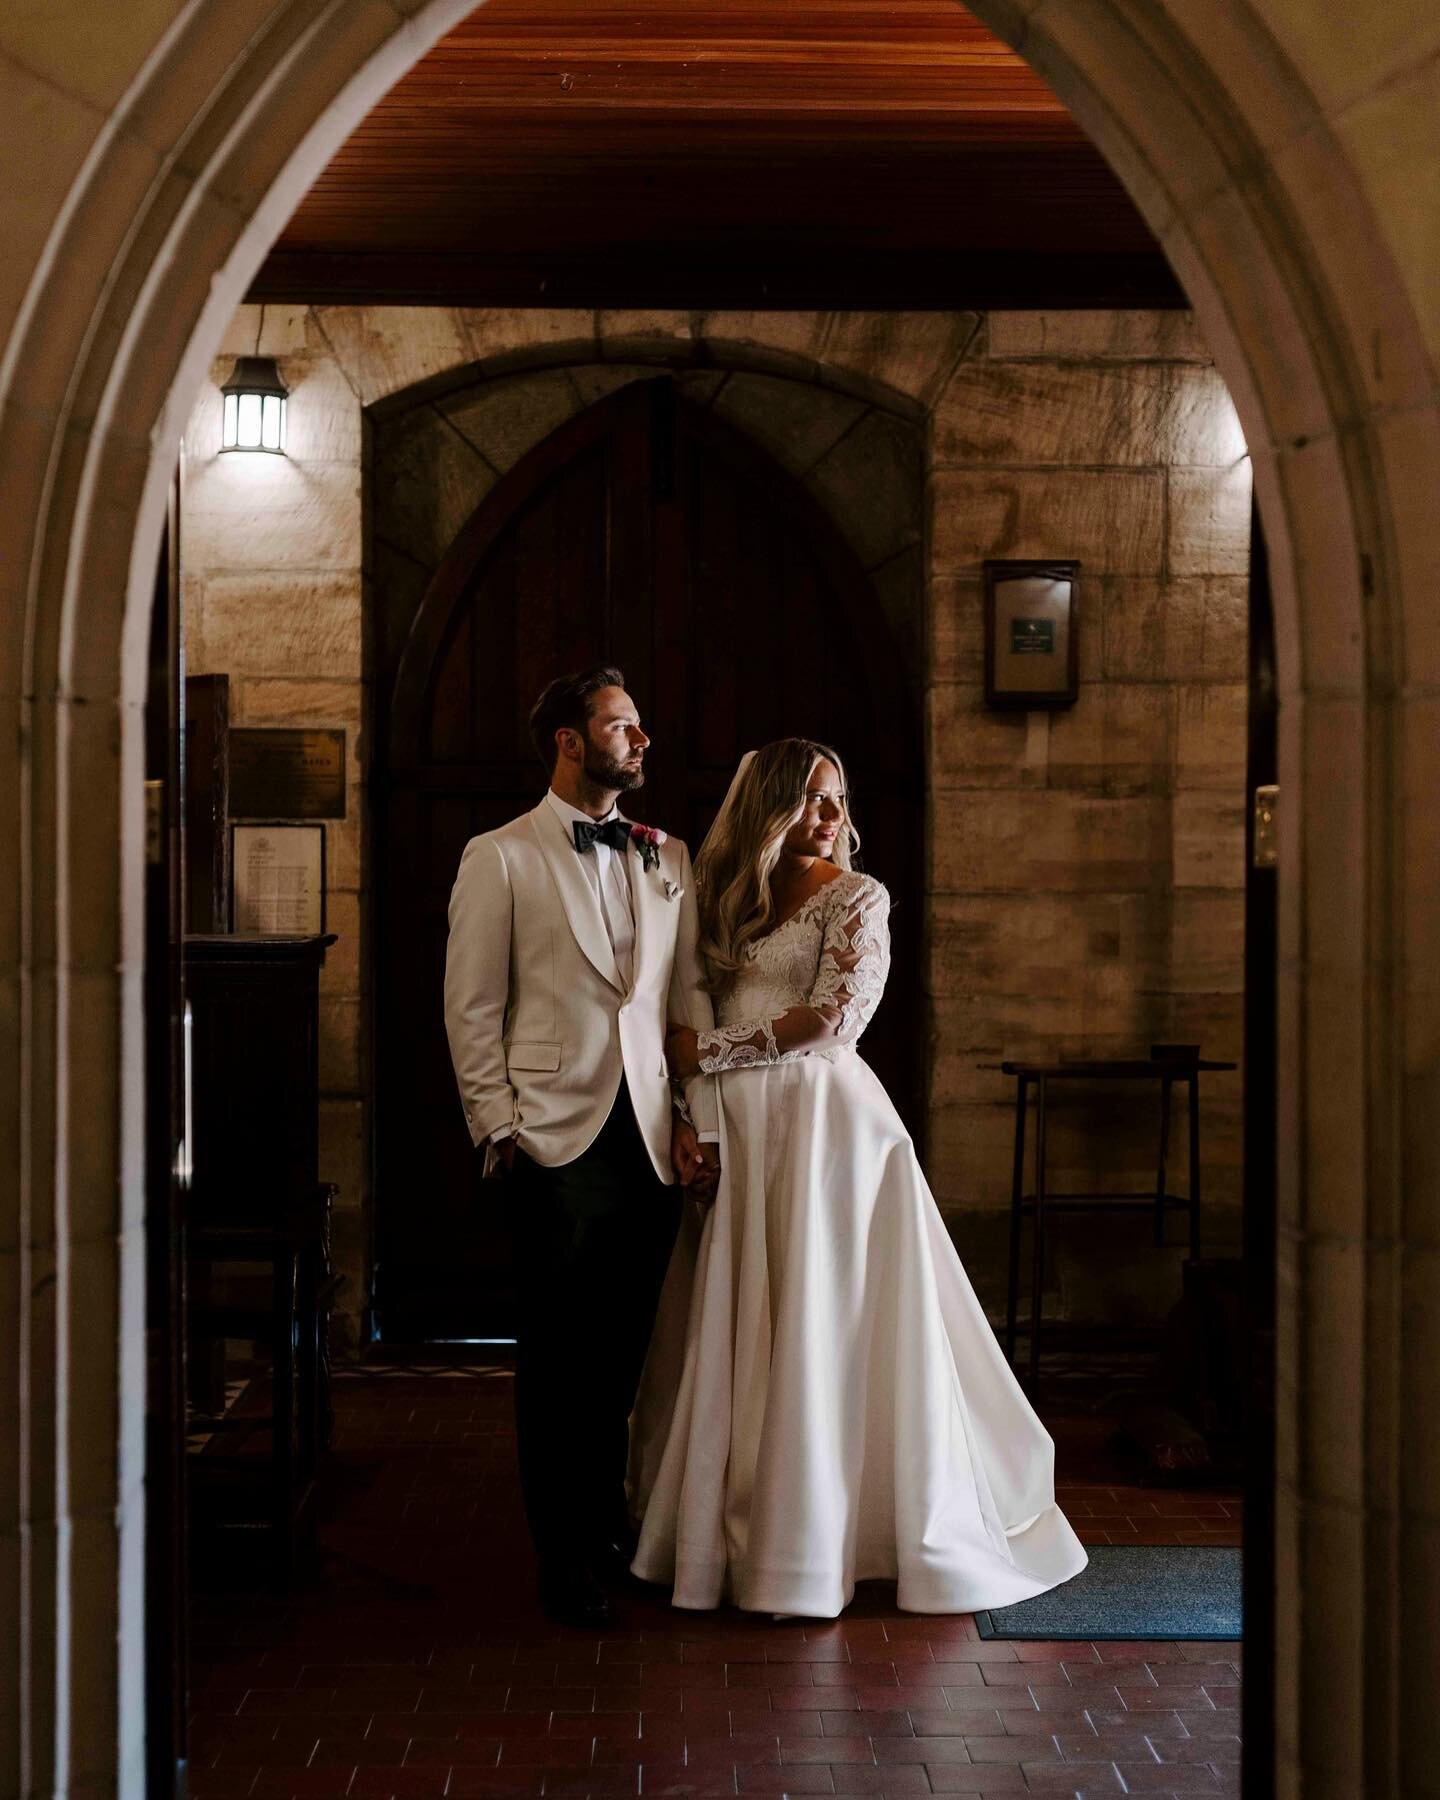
695 738 858 993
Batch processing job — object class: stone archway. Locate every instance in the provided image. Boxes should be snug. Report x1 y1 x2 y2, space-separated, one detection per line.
2 4 1437 1794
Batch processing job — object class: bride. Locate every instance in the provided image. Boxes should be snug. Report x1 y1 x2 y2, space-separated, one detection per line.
629 738 1088 1618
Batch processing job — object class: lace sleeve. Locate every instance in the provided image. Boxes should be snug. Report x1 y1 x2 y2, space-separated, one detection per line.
696 877 892 1074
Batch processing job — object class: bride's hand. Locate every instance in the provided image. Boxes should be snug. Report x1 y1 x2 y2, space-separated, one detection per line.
667 1025 701 1081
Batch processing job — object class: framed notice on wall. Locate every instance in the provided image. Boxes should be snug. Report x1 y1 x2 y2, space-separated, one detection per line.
983 560 1080 709
230 824 326 935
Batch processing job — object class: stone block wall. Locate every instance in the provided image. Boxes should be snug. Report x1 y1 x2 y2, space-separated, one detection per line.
927 311 1251 1298
183 303 1249 1346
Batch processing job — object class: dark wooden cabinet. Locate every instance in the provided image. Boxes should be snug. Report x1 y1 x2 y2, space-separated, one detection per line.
183 934 334 1220
182 933 337 1580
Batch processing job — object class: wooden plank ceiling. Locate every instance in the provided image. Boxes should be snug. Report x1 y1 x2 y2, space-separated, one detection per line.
251 0 1180 309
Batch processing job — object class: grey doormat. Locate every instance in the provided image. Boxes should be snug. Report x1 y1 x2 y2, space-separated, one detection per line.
974 1545 1242 1640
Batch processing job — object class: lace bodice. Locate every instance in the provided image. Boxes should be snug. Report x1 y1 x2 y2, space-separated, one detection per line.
697 871 891 1074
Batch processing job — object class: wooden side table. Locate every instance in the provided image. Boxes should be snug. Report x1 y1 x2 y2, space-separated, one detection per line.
999 1052 1237 1389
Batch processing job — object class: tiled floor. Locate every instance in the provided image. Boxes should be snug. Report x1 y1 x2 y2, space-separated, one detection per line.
188 1368 1243 1799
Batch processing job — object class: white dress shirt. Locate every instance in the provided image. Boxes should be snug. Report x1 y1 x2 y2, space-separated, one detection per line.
544 789 636 987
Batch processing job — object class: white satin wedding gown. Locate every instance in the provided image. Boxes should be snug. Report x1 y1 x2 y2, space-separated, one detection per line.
629 869 1088 1618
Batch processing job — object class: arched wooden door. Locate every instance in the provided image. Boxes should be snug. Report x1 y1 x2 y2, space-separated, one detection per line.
374 378 921 1342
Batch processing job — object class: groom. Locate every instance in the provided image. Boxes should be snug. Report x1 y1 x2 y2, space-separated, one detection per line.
443 665 719 1627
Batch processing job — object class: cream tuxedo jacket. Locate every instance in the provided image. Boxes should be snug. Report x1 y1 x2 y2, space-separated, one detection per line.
443 798 717 1182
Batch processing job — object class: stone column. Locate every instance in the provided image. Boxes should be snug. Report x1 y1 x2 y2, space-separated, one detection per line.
967 4 1440 1792
0 5 475 1795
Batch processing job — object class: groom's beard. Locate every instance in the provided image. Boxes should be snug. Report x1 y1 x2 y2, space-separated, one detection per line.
584 744 645 793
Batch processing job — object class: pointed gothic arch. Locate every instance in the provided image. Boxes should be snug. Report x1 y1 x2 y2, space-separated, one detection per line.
373 376 922 1337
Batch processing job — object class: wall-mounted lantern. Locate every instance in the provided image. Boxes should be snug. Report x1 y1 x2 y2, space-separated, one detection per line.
221 355 288 455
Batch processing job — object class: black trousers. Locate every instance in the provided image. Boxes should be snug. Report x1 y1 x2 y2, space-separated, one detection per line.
504 1085 680 1567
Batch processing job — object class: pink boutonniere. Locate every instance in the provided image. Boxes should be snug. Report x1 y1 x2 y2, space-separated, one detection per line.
629 823 667 873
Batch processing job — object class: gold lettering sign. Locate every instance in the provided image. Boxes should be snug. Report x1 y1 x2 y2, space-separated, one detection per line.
229 728 346 819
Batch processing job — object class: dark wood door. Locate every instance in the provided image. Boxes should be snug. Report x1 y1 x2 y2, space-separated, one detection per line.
374 378 921 1342
145 468 188 1799
1241 499 1276 1799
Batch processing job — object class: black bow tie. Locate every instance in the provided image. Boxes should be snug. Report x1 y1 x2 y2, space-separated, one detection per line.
572 817 631 855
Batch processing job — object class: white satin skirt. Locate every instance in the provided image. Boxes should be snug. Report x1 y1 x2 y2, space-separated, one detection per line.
629 1051 1088 1618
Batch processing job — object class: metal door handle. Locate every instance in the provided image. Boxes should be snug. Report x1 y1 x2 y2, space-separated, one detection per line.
177 998 194 1191
1253 785 1278 868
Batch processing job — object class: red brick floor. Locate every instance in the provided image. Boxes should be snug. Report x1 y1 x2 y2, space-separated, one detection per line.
188 1369 1242 1800
1047 1418 1242 1552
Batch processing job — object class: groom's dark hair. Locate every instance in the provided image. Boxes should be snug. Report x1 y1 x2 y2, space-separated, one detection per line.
529 663 627 772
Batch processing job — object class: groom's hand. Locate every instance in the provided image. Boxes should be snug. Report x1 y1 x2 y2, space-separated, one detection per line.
487 1134 517 1175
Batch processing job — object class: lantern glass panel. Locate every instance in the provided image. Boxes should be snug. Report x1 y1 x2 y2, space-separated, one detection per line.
222 392 238 449
261 392 284 451
236 391 262 447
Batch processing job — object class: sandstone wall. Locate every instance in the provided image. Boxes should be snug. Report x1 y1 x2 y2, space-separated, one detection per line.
927 311 1251 1308
182 304 1249 1345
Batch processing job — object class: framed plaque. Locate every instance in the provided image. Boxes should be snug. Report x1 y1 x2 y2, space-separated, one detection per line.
983 560 1080 709
230 823 326 935
229 728 346 819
